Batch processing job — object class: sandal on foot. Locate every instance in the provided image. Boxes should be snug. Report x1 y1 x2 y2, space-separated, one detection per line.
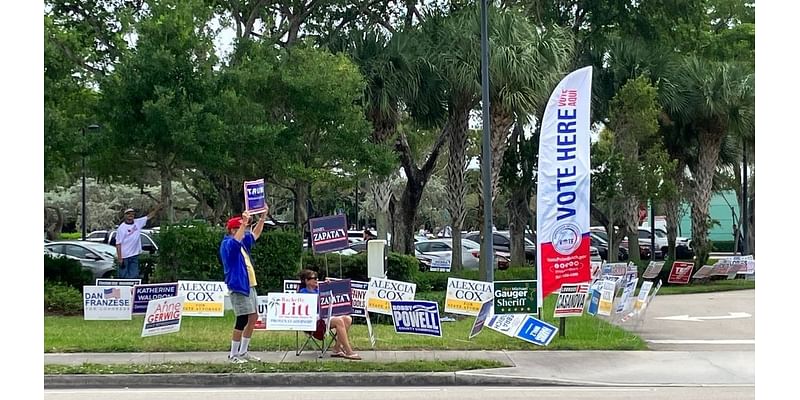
342 353 361 360
330 351 345 358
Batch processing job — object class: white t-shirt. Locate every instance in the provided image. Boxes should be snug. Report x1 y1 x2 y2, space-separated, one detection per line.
116 216 148 258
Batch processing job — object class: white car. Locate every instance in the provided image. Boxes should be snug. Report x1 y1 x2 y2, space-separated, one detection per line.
414 238 483 270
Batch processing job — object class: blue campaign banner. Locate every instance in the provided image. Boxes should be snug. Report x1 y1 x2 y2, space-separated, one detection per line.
309 215 349 253
132 283 178 315
391 300 442 337
244 179 267 214
516 315 558 346
587 289 600 316
318 279 353 317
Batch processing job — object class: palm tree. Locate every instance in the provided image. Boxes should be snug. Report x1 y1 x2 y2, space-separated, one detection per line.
661 57 754 265
331 29 420 243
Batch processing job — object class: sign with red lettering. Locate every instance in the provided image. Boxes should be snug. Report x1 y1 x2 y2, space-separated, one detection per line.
262 292 318 331
667 261 694 284
141 295 185 337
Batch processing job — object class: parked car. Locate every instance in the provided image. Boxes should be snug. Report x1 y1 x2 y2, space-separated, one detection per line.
84 230 108 242
590 232 629 261
592 227 654 260
414 238 508 270
105 231 159 255
44 241 117 278
464 231 536 265
646 227 694 259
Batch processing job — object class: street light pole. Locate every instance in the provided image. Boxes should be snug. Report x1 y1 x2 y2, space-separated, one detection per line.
480 0 493 282
81 124 100 241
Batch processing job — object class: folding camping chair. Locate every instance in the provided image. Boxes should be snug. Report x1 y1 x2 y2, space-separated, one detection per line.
296 290 338 358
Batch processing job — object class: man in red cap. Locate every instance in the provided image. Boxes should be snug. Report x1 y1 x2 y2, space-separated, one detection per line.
219 208 267 363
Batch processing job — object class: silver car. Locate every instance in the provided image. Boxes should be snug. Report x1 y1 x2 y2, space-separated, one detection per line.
44 241 117 279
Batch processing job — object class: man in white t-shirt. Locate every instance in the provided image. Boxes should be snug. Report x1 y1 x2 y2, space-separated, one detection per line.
115 205 161 279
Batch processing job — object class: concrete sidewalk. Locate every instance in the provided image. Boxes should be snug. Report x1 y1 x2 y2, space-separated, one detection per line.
44 350 754 388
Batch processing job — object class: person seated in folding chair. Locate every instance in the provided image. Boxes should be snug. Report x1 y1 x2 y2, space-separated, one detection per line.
297 269 361 360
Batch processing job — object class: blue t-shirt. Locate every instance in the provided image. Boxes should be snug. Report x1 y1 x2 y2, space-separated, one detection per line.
219 232 255 295
298 287 318 294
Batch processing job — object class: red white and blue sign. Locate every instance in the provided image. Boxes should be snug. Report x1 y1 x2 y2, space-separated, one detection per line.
469 300 494 339
309 215 349 253
391 300 442 337
243 179 267 214
318 279 354 317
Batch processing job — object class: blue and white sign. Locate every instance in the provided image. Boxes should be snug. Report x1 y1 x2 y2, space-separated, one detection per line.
390 300 442 337
515 316 558 346
309 214 349 253
132 283 178 315
586 289 600 316
430 257 451 272
243 178 267 214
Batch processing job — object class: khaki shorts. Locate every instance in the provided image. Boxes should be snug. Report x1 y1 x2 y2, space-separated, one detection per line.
230 287 258 316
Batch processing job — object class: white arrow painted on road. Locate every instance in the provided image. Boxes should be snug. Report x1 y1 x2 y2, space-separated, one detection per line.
655 312 751 322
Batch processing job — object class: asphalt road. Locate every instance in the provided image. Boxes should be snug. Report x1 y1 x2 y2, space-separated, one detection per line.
43 386 755 400
621 289 755 351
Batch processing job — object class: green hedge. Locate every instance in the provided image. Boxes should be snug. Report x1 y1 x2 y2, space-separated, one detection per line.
58 232 82 240
153 223 305 293
44 254 93 289
299 251 419 283
44 282 83 315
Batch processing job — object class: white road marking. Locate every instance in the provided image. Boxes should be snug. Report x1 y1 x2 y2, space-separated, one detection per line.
655 312 751 322
647 339 755 344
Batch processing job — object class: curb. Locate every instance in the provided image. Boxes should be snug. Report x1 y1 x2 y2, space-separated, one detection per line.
44 372 565 388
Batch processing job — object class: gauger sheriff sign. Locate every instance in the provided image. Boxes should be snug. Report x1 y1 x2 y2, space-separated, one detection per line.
493 280 537 314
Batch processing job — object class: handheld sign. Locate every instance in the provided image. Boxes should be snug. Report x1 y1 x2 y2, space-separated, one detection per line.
318 279 354 317
243 178 267 214
309 215 349 253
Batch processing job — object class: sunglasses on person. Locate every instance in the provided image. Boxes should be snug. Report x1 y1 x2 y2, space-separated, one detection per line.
307 276 317 280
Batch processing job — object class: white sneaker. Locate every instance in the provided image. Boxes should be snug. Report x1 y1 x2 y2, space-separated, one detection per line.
228 355 247 364
237 352 261 362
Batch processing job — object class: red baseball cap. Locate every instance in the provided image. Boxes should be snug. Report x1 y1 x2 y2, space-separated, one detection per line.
226 216 242 230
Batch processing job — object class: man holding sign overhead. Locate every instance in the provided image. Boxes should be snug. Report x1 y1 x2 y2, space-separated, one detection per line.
220 208 267 363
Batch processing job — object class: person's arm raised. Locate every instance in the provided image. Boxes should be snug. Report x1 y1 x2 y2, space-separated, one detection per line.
234 211 251 242
252 206 269 241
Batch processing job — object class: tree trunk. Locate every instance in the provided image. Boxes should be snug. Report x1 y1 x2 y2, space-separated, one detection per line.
446 106 469 271
44 206 64 241
508 192 528 266
689 130 725 266
294 181 310 239
664 159 686 260
160 164 174 223
392 127 449 254
369 177 394 242
621 196 640 262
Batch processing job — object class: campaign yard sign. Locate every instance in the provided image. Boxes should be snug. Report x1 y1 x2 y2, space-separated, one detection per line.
486 314 558 346
493 280 537 314
469 300 494 339
515 315 559 346
634 280 654 313
390 300 442 337
445 278 494 316
711 260 733 276
597 280 616 316
96 278 141 287
607 262 628 277
83 286 133 320
642 261 664 280
318 279 353 317
590 261 603 281
283 280 300 293
668 261 694 284
350 280 369 318
141 295 185 337
430 257 452 272
132 283 178 315
254 296 270 330
586 289 601 316
554 283 589 317
243 178 267 214
366 277 416 315
262 292 318 331
616 278 638 314
177 280 227 317
692 265 714 280
309 215 349 253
